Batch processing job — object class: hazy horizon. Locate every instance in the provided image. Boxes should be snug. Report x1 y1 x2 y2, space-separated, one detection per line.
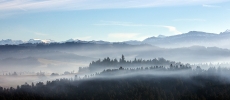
1 0 230 42
1 1 230 99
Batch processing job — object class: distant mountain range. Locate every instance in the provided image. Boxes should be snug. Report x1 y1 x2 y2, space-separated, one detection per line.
1 39 230 72
142 30 230 48
1 30 230 49
0 39 55 45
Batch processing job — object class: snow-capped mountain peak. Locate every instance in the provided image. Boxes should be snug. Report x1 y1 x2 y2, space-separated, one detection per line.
220 29 230 34
66 39 80 42
0 39 24 45
157 35 167 38
225 29 230 33
28 39 55 44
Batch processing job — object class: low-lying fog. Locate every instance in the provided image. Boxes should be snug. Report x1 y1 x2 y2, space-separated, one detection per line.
0 75 76 88
1 43 230 87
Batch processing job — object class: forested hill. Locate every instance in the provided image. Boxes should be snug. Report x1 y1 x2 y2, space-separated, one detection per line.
1 42 230 64
78 55 188 73
1 42 230 63
1 66 230 100
0 42 153 52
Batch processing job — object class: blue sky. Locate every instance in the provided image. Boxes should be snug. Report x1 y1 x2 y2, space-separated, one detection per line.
0 0 230 42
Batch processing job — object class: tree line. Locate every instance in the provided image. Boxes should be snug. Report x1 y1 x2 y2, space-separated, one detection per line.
79 55 184 73
1 65 230 100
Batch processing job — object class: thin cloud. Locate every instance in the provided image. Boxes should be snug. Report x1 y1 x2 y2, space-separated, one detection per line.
34 32 48 36
107 33 149 42
173 19 206 22
0 0 228 12
96 21 182 35
202 4 221 8
108 33 139 39
0 0 229 18
23 29 49 36
94 21 145 26
74 36 92 41
20 27 49 36
156 25 182 35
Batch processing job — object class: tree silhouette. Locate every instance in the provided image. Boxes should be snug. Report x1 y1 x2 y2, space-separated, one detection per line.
86 55 182 73
1 66 230 100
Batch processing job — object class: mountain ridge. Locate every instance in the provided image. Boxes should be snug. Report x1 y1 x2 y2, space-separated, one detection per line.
142 30 230 48
1 30 230 49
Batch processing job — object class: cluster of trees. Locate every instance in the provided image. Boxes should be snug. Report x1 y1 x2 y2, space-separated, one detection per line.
97 64 192 76
1 66 230 100
1 71 76 77
36 71 45 76
193 62 230 69
2 72 18 76
79 55 183 73
2 72 40 76
0 41 136 51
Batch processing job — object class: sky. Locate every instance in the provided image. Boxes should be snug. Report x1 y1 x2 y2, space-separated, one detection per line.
0 0 230 42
